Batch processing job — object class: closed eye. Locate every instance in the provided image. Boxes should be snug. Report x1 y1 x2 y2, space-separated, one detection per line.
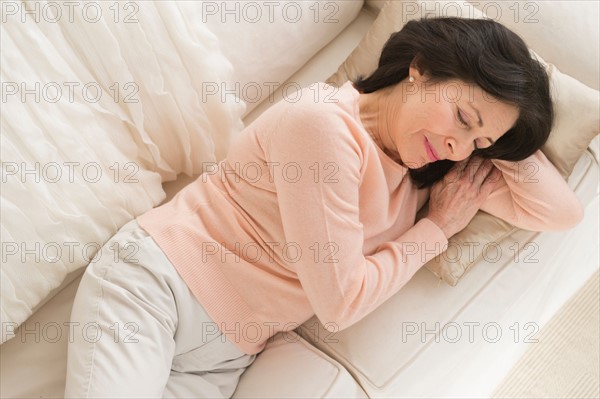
458 107 495 150
457 107 479 148
457 108 469 127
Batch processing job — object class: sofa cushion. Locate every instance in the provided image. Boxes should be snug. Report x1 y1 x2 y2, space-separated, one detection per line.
233 331 368 398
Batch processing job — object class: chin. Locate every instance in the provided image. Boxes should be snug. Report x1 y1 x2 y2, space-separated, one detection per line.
409 158 452 171
404 161 429 170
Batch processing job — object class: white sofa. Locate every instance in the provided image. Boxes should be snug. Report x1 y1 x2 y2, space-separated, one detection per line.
1 1 598 398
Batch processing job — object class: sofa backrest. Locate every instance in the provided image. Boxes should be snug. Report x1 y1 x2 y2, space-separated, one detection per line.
472 0 598 90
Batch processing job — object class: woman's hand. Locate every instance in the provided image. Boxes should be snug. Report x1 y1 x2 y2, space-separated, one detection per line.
426 156 502 239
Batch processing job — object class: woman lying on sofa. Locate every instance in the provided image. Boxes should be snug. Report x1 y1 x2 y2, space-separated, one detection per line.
64 17 582 398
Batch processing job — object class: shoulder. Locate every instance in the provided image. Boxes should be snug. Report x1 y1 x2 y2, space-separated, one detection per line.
265 82 364 153
268 82 350 122
262 83 366 188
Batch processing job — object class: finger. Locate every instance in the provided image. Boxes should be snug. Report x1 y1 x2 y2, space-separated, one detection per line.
479 167 501 196
485 165 503 184
444 161 464 182
457 157 472 170
461 156 490 183
449 157 472 182
472 159 494 185
468 155 484 165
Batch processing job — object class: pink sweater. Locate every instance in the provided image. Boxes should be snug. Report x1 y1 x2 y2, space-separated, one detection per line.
137 81 583 355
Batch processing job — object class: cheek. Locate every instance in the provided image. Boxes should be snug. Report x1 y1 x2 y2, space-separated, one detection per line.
398 99 456 144
419 102 455 134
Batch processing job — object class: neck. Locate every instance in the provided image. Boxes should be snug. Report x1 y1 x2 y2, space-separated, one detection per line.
358 87 404 165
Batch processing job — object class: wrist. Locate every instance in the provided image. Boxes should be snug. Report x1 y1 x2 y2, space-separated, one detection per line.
425 216 452 239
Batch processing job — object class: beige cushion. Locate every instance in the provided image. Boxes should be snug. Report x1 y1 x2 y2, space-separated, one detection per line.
541 63 600 178
326 0 600 285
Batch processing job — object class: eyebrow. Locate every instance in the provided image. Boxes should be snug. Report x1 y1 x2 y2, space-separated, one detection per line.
470 104 484 128
470 104 495 146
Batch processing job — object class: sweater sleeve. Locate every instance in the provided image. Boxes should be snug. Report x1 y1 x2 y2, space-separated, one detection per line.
480 150 584 231
266 101 448 332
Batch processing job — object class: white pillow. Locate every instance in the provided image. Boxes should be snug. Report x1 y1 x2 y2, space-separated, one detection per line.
1 1 244 342
204 1 364 118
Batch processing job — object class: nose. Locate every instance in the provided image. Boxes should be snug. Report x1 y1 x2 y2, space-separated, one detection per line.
444 135 473 161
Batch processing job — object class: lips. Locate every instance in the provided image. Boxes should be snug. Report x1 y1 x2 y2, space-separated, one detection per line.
425 137 440 162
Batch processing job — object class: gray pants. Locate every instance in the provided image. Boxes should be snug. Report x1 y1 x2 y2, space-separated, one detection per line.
64 219 256 398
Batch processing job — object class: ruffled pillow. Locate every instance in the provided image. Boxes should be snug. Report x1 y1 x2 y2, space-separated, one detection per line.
1 1 244 342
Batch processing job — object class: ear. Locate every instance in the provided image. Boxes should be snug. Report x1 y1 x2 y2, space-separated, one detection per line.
409 56 428 82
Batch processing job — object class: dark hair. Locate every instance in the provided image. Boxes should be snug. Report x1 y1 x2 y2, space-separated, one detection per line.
353 17 554 189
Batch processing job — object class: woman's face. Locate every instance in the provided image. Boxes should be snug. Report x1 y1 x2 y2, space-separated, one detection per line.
384 67 520 169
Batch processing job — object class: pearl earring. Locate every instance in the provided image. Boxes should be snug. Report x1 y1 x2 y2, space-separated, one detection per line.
409 76 415 83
